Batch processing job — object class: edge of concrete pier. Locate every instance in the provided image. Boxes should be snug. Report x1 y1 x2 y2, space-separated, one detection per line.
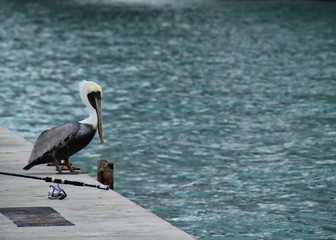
0 125 196 240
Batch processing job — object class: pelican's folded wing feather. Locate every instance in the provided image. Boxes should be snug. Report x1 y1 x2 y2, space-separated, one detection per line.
27 121 80 164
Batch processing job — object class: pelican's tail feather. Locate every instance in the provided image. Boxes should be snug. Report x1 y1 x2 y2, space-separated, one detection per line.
23 162 34 170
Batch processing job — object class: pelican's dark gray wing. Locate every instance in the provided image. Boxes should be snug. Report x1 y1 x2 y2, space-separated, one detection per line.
23 121 80 170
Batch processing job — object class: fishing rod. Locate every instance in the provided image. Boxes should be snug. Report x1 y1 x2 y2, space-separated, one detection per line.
0 171 110 190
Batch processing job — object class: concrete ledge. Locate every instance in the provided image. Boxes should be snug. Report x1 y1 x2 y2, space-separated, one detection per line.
0 126 196 240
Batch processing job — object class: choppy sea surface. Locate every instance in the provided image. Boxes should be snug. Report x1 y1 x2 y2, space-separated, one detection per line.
1 0 336 239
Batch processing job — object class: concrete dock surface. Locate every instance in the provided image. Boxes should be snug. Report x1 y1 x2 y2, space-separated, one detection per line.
0 125 196 240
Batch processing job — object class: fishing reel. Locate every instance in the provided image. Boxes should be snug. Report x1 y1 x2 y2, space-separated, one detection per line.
48 184 67 200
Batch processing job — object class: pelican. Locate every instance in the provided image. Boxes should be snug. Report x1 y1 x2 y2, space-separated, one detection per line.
23 81 104 174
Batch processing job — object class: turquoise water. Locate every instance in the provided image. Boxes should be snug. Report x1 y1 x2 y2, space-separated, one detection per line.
1 0 336 239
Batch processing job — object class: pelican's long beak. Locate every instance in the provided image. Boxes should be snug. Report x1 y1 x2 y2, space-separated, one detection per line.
95 97 104 144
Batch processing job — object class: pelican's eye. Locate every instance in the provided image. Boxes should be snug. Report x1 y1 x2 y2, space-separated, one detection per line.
87 91 101 110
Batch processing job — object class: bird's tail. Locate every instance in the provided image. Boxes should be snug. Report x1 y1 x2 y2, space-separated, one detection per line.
23 162 34 170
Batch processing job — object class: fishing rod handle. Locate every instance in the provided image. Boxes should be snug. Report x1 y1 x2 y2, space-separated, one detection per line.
44 177 84 186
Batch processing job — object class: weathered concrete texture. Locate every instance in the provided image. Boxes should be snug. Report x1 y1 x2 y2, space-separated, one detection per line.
0 126 196 240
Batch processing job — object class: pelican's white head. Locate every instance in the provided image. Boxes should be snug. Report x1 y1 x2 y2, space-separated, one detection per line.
79 81 104 143
79 81 102 100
